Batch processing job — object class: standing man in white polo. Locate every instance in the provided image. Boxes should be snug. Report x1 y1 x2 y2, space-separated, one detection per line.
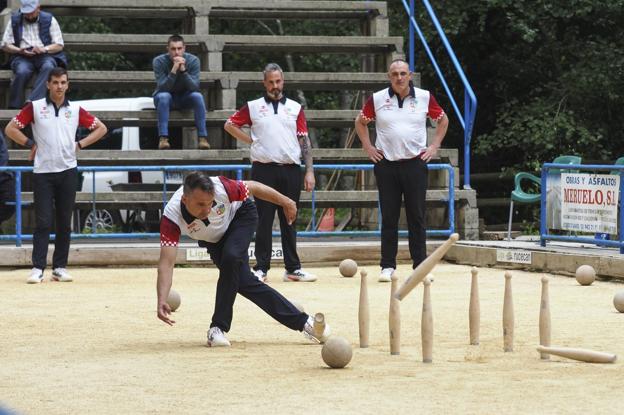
224 63 316 283
354 59 448 282
5 67 107 283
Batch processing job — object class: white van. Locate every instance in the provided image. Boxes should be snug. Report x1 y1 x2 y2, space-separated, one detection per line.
75 97 184 232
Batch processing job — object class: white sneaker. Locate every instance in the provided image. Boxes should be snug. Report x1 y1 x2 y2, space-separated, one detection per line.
283 269 317 282
207 327 231 347
52 268 73 282
252 269 267 282
26 268 44 284
379 267 394 282
303 315 331 344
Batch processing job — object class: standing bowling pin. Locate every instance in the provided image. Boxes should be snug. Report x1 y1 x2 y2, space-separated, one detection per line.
422 276 433 363
503 271 514 352
389 274 401 355
469 267 480 345
359 269 370 348
539 276 551 359
313 313 326 340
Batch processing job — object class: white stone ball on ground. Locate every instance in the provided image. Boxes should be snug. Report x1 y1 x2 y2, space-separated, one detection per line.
614 292 624 313
339 259 358 278
167 289 181 312
321 336 353 368
575 265 596 286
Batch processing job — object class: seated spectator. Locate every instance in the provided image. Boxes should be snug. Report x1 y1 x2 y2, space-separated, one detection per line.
153 34 209 150
0 0 67 109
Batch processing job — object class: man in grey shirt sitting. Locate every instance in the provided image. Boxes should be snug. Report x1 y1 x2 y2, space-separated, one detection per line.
153 34 209 150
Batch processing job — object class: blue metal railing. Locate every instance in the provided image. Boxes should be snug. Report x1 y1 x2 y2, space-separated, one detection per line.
0 164 455 246
401 0 477 189
0 164 455 247
540 163 624 254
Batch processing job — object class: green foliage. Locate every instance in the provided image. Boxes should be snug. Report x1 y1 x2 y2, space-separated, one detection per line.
389 0 624 172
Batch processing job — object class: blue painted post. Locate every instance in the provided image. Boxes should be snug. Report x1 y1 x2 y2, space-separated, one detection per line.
91 170 96 234
540 167 548 247
448 166 455 234
464 90 471 189
236 169 242 181
409 0 415 71
311 188 316 231
619 170 624 254
162 168 168 209
15 171 22 247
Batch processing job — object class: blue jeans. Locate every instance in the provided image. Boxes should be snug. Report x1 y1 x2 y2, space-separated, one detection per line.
10 54 58 108
153 91 208 138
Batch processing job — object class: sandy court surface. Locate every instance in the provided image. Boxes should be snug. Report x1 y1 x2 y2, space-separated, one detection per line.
1 262 623 414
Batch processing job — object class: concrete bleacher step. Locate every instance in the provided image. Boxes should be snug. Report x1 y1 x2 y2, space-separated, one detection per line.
34 0 388 36
0 109 360 128
59 33 402 71
0 70 396 91
60 33 402 52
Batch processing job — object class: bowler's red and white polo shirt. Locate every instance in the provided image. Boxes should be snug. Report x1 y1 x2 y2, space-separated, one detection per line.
12 97 98 173
360 86 445 161
160 176 249 246
227 95 308 165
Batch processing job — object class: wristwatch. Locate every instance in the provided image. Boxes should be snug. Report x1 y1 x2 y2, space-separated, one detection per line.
44 46 49 53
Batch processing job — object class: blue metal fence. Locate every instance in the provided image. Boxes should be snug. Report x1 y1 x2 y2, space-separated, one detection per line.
540 163 624 254
401 0 478 190
0 164 455 246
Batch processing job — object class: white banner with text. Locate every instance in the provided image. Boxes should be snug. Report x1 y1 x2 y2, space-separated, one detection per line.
560 173 619 233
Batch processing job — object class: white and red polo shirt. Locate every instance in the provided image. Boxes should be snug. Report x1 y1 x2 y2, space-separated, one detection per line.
160 176 249 246
360 86 445 161
12 97 99 173
227 95 308 165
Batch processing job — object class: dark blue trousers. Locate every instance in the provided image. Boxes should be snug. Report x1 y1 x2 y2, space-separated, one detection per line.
9 54 58 109
32 167 77 270
374 157 428 270
201 200 308 332
251 162 302 274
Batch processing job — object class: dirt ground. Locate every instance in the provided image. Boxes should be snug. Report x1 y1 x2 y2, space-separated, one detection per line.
1 262 623 415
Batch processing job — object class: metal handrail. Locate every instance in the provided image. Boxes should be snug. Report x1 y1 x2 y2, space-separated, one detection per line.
0 163 455 246
401 0 477 189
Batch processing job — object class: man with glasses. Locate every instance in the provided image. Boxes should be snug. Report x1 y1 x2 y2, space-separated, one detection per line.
354 59 449 282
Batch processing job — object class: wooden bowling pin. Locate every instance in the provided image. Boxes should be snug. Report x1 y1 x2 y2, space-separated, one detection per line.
422 276 433 363
539 276 551 359
469 267 480 345
503 271 514 352
313 313 325 339
359 269 370 348
536 346 617 363
389 274 401 355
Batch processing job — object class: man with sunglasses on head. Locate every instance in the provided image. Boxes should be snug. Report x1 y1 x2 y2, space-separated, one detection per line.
354 59 449 283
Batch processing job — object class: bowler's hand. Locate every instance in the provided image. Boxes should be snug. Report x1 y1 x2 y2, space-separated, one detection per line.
421 143 439 163
364 144 384 163
304 171 315 192
157 301 175 326
283 199 297 225
20 48 35 57
28 144 37 161
33 46 47 55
